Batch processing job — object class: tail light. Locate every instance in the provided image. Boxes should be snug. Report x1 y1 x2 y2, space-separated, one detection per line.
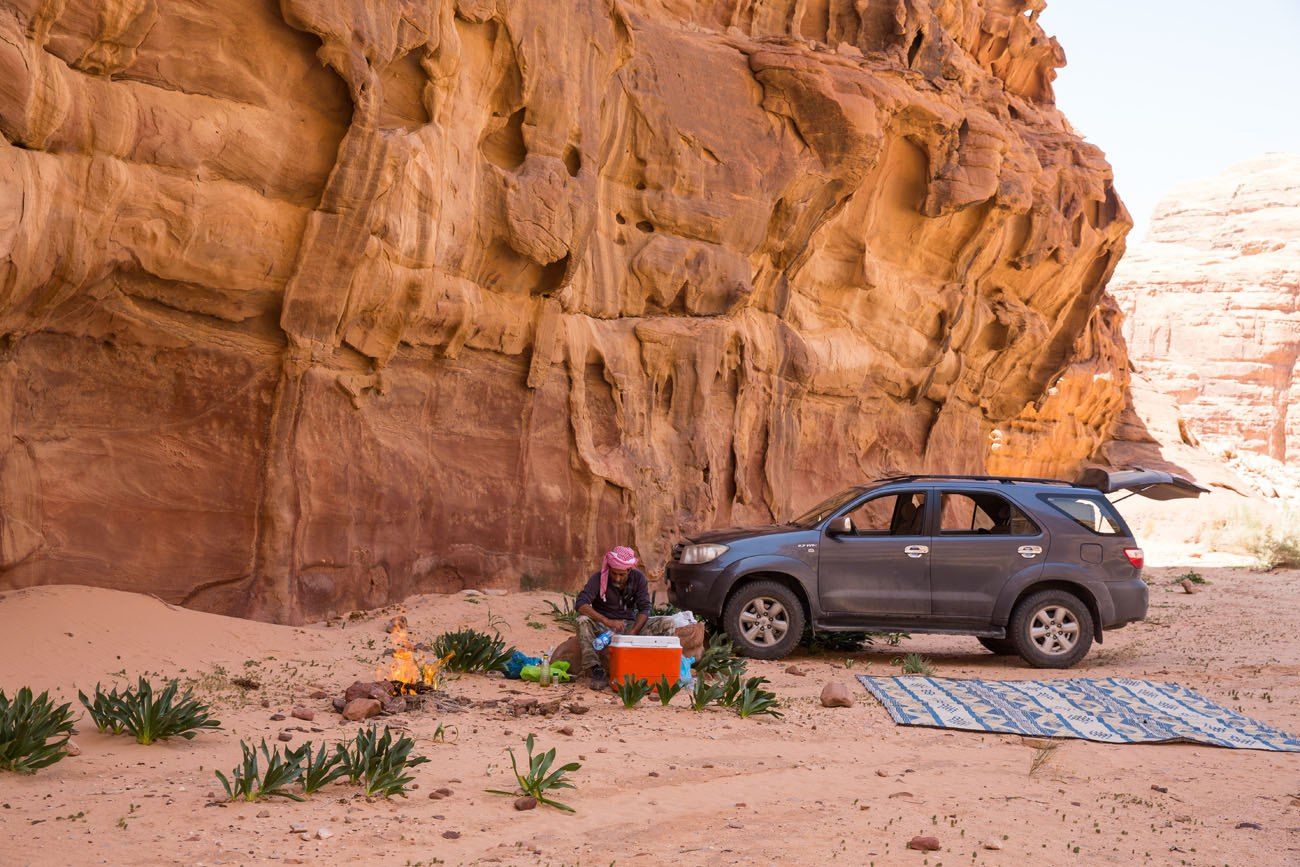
1123 547 1144 568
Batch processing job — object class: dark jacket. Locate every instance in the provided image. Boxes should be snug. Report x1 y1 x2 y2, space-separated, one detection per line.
574 568 651 623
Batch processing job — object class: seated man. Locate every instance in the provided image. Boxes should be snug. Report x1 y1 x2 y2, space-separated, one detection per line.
575 546 677 690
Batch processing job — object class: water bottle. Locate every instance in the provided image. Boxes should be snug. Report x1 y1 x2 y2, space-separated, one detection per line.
592 630 613 652
539 651 552 687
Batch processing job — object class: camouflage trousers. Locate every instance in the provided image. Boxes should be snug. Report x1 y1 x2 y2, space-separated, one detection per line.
575 615 678 673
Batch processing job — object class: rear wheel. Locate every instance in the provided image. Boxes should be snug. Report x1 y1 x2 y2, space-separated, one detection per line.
723 580 805 660
977 636 1017 655
1009 588 1094 669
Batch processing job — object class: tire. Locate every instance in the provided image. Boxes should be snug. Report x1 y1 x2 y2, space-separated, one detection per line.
1009 588 1094 669
978 636 1017 656
723 580 806 660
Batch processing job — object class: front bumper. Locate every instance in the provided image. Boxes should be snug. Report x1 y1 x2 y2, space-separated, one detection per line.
1104 577 1149 627
665 561 727 619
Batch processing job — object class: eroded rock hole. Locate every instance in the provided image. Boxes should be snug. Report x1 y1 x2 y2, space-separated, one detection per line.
907 31 925 67
635 220 654 233
563 146 581 177
482 107 527 170
615 213 627 225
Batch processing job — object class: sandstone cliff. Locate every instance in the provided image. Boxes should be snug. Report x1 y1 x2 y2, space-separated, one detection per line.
0 0 1131 622
1111 154 1300 469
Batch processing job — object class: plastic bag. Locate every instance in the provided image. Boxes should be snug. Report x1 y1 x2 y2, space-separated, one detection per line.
503 650 541 679
520 660 571 683
679 655 695 686
666 611 697 630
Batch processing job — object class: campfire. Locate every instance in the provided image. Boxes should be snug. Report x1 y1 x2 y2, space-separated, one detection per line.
378 618 450 696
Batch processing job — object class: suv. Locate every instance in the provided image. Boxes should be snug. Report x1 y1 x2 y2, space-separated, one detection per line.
666 470 1206 668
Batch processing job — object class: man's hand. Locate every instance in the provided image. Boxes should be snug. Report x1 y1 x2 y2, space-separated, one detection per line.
577 604 623 633
629 613 649 635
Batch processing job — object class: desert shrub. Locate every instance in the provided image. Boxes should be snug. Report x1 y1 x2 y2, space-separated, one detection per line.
653 676 684 706
614 675 651 709
292 742 348 795
1175 570 1208 585
0 687 75 774
487 734 581 812
430 628 515 673
733 676 782 719
894 652 934 676
1249 527 1300 571
688 677 725 711
694 633 747 680
215 740 304 802
544 594 578 632
80 678 220 745
337 726 429 798
804 630 911 653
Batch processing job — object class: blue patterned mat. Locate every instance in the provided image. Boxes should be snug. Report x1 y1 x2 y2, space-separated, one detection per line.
858 676 1300 751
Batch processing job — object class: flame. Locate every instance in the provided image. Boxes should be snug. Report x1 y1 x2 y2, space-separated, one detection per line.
380 621 451 695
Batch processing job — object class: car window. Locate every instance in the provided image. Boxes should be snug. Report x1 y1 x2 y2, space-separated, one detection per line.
789 487 866 528
1042 494 1124 535
843 492 927 536
939 492 1037 535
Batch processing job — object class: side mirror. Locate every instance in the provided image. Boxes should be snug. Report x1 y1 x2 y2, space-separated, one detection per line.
826 515 852 536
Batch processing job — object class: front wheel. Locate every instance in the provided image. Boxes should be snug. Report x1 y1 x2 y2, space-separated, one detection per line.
723 580 806 660
1009 589 1094 669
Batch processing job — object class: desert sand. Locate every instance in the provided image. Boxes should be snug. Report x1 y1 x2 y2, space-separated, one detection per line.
2 558 1298 866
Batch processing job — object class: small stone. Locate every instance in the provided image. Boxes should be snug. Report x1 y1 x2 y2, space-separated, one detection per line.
344 680 393 703
257 810 270 818
315 828 333 840
1180 579 1200 594
568 704 589 715
289 823 308 834
435 787 453 796
382 696 407 715
1235 822 1263 830
277 732 293 742
65 740 81 757
442 830 461 839
332 698 346 712
428 792 444 800
310 690 328 700
342 698 382 721
820 682 854 708
513 796 538 811
726 821 744 829
785 665 806 676
386 615 408 633
907 835 941 852
875 770 889 777
1151 785 1168 793
982 840 1003 851
648 771 659 777
269 713 286 721
556 725 574 736
291 707 315 722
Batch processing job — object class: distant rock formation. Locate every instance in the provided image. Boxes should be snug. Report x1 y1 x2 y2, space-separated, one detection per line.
0 0 1130 623
1111 154 1300 465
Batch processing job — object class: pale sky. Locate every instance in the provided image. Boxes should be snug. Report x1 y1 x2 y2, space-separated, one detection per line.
1047 0 1300 240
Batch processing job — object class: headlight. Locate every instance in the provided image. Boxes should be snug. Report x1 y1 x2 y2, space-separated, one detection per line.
680 543 728 564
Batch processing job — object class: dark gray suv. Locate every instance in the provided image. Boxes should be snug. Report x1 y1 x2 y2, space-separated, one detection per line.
666 470 1207 668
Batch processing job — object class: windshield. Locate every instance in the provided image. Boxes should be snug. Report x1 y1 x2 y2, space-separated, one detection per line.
789 487 866 528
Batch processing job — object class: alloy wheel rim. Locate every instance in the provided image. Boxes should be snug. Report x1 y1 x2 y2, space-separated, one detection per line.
739 597 789 646
1029 605 1080 655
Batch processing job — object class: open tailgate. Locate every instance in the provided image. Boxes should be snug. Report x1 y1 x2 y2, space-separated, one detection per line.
1075 467 1212 500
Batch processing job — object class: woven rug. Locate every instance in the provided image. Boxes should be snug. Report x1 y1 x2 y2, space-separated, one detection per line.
858 675 1300 751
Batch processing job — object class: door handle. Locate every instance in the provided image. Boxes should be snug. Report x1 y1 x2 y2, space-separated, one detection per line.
1018 545 1042 558
904 544 929 558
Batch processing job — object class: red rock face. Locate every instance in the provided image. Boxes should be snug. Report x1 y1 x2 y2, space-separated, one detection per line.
0 0 1130 622
1111 154 1300 464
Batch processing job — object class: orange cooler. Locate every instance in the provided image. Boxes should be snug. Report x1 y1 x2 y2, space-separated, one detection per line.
606 635 682 686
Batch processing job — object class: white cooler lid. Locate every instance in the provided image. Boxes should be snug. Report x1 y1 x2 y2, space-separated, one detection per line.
609 635 681 649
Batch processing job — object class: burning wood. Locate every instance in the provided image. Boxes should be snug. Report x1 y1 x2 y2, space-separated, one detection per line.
378 619 451 696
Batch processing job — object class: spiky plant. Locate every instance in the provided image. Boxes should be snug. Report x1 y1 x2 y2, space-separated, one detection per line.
0 687 75 774
430 628 516 673
653 676 684 706
694 633 747 680
718 672 746 707
337 726 428 798
688 677 725 711
733 676 782 718
543 594 578 632
894 652 935 676
291 742 348 795
487 734 581 812
215 740 304 802
614 675 652 709
82 678 220 745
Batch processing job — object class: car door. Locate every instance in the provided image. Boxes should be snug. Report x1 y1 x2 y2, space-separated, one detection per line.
928 489 1046 620
817 489 932 616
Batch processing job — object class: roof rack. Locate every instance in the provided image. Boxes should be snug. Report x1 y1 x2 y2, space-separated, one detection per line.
871 474 1076 486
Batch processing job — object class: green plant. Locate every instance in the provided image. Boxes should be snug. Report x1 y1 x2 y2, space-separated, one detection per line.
544 594 578 632
487 734 581 812
1249 527 1300 571
215 740 305 801
733 676 782 718
894 652 934 676
78 683 126 735
614 675 652 709
430 628 516 673
1174 570 1208 585
654 676 684 706
688 677 725 711
651 601 681 617
694 633 747 680
80 678 220 745
292 742 348 795
0 687 75 774
718 672 746 707
432 722 457 743
337 727 429 797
